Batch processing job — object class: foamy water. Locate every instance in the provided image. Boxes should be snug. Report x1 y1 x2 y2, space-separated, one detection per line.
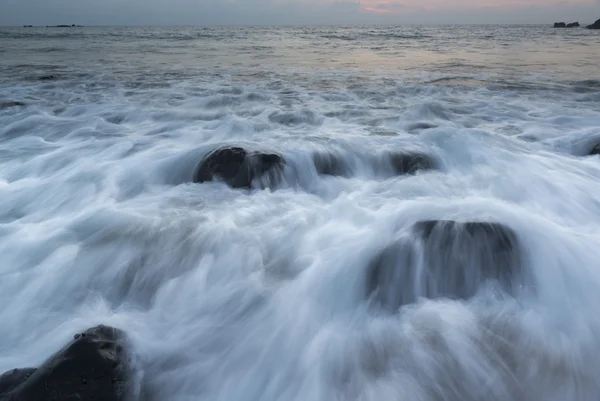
1 25 600 401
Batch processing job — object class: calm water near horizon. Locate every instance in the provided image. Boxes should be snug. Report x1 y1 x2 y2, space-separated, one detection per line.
1 25 600 401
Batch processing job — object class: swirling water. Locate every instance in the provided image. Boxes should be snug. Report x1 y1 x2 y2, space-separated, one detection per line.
1 25 600 400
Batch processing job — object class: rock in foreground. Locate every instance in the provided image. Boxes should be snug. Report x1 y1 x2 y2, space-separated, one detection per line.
367 220 526 311
0 369 36 396
0 325 132 401
193 146 284 189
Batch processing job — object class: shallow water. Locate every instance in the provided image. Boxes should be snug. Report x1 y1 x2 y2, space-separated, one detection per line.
1 25 600 401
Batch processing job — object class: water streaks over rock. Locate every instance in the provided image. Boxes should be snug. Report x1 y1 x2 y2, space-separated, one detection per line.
193 146 285 189
367 220 528 312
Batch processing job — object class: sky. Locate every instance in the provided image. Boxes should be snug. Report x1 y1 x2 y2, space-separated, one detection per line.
1 0 599 26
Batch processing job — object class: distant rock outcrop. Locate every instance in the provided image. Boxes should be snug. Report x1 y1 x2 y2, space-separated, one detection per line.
587 19 600 29
0 325 132 401
46 24 83 28
554 22 580 28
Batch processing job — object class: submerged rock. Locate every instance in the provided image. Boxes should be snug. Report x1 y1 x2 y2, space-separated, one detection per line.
366 220 526 311
0 325 132 401
406 122 438 132
387 152 438 175
312 151 351 177
38 75 56 81
587 19 600 29
193 146 284 189
589 143 600 156
0 101 26 109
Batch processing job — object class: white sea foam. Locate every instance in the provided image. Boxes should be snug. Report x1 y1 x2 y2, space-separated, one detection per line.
1 25 600 401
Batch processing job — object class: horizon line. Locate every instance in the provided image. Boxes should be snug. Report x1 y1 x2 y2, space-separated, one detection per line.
3 22 591 28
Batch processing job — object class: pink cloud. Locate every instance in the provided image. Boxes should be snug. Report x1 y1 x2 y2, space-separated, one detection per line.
360 0 429 15
358 0 596 15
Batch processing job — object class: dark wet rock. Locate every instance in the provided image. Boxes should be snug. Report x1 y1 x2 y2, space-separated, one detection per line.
554 22 579 28
517 134 539 143
387 152 438 175
0 101 26 109
366 237 418 311
0 325 132 401
406 122 438 132
0 369 36 396
366 220 526 311
39 75 56 81
312 151 351 177
586 19 600 29
193 146 284 189
589 143 600 155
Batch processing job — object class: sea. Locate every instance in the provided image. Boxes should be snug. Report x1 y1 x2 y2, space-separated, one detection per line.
1 25 600 401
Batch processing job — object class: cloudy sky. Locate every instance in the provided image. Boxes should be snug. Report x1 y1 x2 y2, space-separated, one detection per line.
1 0 599 26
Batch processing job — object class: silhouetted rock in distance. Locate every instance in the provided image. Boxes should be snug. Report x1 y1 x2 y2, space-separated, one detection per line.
193 146 284 189
0 325 132 401
587 19 600 29
366 220 526 312
555 22 580 28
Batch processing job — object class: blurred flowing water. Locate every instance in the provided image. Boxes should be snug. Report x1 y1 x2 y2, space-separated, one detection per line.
1 24 600 401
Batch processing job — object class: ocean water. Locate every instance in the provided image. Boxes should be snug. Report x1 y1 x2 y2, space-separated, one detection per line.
1 24 600 400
